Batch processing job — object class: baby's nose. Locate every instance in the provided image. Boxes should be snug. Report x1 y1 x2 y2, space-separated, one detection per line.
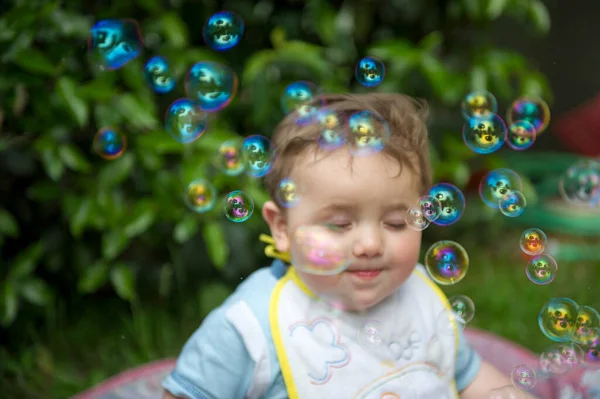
352 231 383 258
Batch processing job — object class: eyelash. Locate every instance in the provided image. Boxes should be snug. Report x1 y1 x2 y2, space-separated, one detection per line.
325 223 406 231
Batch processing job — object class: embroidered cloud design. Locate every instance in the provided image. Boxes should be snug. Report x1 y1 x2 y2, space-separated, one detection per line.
289 318 351 385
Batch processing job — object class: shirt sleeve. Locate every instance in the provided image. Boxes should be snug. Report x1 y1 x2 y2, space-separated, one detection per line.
454 327 482 392
162 307 254 399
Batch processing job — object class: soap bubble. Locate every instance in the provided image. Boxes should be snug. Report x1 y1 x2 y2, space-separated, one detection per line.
185 61 238 112
143 56 175 94
519 228 547 256
573 306 600 346
418 195 443 222
405 206 430 231
184 179 217 213
428 183 466 226
88 19 143 71
281 81 323 125
461 91 498 120
462 113 507 154
448 294 475 324
203 11 244 51
559 160 600 207
538 297 579 342
424 241 469 285
290 225 350 276
223 190 254 222
165 98 207 144
526 254 557 285
510 365 537 391
499 190 527 217
93 127 127 160
275 178 300 208
479 169 522 209
540 343 584 375
347 110 390 157
241 135 275 178
358 320 387 347
355 56 385 87
507 96 551 135
582 328 600 369
506 120 536 151
215 139 245 176
316 109 347 151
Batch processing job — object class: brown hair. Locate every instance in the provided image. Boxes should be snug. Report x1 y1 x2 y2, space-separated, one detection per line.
263 93 432 202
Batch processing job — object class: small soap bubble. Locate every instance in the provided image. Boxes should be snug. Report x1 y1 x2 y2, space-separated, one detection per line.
290 225 350 276
143 56 175 94
538 297 579 342
241 135 275 178
418 195 443 222
354 56 385 87
93 127 127 160
573 306 600 346
281 81 323 125
428 183 466 226
185 61 238 112
358 320 387 348
540 343 584 375
461 91 498 120
347 110 390 157
165 98 207 144
506 120 536 151
215 139 245 176
405 206 430 231
88 19 143 71
507 97 551 135
582 328 600 369
203 11 244 51
448 295 475 324
425 240 469 285
479 168 523 209
510 365 537 391
223 190 254 222
276 178 300 208
462 113 507 154
184 179 217 213
526 254 558 285
499 190 526 217
559 160 600 207
316 109 347 151
519 228 548 256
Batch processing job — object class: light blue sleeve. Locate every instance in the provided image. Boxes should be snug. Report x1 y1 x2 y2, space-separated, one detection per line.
162 307 254 399
454 328 482 392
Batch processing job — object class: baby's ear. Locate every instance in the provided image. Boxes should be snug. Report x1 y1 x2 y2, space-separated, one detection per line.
262 201 290 252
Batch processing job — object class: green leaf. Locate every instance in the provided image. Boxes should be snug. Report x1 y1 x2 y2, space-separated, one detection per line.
1 282 19 326
270 27 287 49
487 0 508 19
242 50 275 84
19 279 52 307
202 221 229 269
174 214 199 244
521 71 551 100
8 241 44 281
0 208 19 237
77 262 109 294
70 197 93 238
13 48 56 76
26 181 61 203
529 0 551 34
123 201 156 238
56 77 89 127
58 143 91 173
40 148 64 181
98 153 135 188
102 230 130 261
161 12 189 48
419 31 443 53
470 66 487 92
307 0 337 45
116 94 159 130
158 263 173 298
110 263 136 301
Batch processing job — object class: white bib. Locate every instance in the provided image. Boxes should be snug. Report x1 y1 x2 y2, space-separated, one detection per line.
269 266 460 399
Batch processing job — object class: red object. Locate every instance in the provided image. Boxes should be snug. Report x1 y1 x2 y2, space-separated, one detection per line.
553 95 600 156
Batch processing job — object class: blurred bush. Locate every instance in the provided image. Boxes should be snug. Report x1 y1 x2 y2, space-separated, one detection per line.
0 0 551 341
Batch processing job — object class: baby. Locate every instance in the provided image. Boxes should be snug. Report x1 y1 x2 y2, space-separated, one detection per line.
162 93 535 399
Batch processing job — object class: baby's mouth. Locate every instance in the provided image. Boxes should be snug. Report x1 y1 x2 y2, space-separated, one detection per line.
347 269 382 280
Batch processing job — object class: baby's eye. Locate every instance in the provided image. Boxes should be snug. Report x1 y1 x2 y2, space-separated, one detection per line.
324 223 351 232
385 222 406 230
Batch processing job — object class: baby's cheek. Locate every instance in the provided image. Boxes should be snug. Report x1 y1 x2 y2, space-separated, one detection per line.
300 273 343 296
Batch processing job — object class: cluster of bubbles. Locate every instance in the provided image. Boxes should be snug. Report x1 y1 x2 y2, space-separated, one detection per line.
460 91 550 154
518 227 558 285
479 168 527 217
559 159 600 208
404 185 467 231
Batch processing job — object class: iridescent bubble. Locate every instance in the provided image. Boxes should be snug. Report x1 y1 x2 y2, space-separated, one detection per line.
540 343 584 375
165 98 207 144
276 178 300 208
88 19 143 71
506 120 536 151
215 139 245 176
428 183 466 226
425 241 469 285
448 294 475 324
93 127 127 160
526 254 557 285
519 228 548 256
462 114 507 154
347 110 390 157
316 108 347 151
507 96 551 135
290 225 350 276
281 81 323 125
418 195 443 222
184 179 217 213
241 135 275 178
499 190 527 217
559 160 600 207
573 306 600 346
223 190 254 222
538 297 579 342
461 91 498 120
479 168 523 209
202 11 244 51
143 56 175 94
582 328 600 369
358 320 387 348
354 56 385 87
185 61 238 112
510 365 537 391
405 206 430 231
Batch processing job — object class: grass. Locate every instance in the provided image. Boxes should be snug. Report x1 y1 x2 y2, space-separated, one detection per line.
2 226 599 398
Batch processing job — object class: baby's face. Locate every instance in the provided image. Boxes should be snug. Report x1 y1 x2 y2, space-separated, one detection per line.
285 148 422 311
